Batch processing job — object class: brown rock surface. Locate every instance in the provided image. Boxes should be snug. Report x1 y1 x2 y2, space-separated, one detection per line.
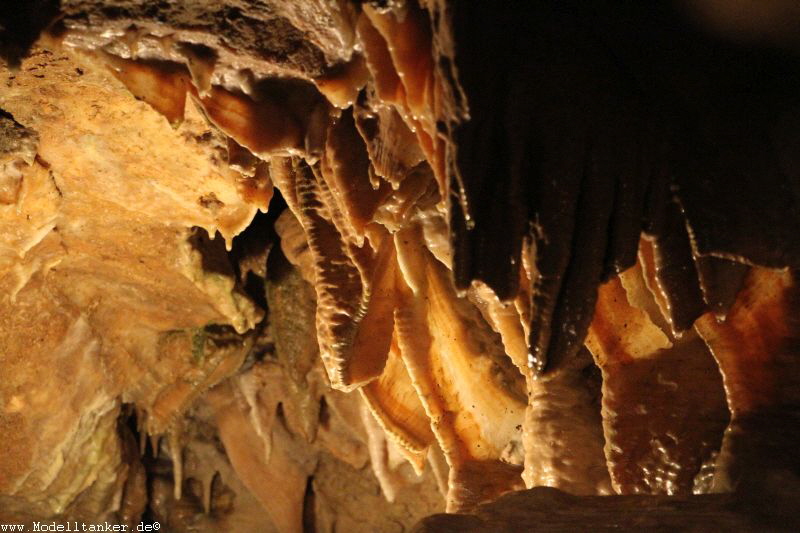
1 1 800 531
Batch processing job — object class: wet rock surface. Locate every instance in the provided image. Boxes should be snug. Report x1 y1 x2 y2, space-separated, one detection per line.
1 1 799 531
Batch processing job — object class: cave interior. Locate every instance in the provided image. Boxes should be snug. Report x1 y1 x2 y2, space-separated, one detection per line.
1 1 800 531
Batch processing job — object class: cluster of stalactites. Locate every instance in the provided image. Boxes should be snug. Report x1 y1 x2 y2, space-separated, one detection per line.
50 1 527 512
54 0 800 513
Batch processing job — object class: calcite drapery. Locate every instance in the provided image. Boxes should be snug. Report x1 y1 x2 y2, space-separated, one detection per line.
1 0 800 530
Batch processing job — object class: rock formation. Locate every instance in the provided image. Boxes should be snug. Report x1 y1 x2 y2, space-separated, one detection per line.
1 1 799 531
